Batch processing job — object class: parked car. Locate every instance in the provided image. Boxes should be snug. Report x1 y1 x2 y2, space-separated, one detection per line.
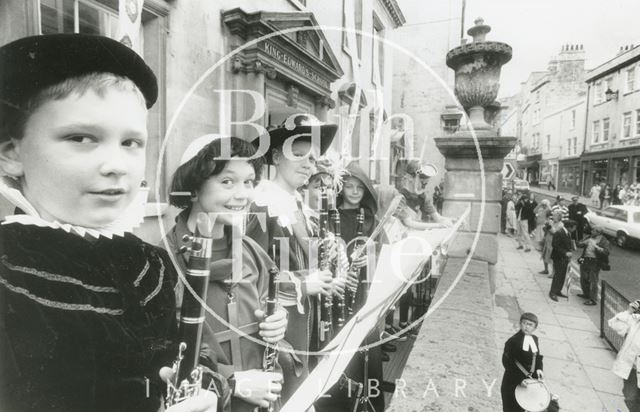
513 179 530 192
584 205 640 247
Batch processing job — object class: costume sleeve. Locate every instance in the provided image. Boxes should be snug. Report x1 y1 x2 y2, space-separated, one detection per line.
245 206 307 311
421 196 437 217
502 337 515 369
534 336 543 372
608 311 635 337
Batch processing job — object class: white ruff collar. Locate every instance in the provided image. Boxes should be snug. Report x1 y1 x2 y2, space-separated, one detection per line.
252 180 303 229
522 334 538 353
0 176 145 239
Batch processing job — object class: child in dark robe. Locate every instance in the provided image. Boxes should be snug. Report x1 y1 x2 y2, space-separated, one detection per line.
0 34 222 412
501 312 544 412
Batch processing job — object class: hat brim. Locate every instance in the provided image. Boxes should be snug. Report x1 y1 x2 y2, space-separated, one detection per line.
0 34 158 114
252 124 337 164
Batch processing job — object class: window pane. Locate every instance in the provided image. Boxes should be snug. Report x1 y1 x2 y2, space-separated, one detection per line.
78 2 104 35
614 210 628 222
633 212 640 223
40 0 74 34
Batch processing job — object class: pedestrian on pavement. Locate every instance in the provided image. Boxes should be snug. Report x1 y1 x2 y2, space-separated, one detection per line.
589 183 601 208
502 189 512 234
613 184 623 205
568 195 589 241
577 226 610 305
533 199 552 249
540 211 562 276
608 300 640 411
549 219 577 301
506 193 517 236
601 184 612 209
527 192 538 234
546 175 556 191
551 198 569 222
552 195 562 207
500 312 544 412
515 192 534 251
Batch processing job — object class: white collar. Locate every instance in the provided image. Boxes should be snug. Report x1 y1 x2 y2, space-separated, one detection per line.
522 334 538 353
252 180 303 229
0 176 145 239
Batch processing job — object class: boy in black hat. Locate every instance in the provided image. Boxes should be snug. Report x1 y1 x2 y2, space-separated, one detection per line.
0 34 222 412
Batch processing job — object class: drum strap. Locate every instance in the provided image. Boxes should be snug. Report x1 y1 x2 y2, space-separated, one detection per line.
515 352 537 378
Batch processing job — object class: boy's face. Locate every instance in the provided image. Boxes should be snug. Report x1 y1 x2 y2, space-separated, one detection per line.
520 319 537 335
273 140 317 190
342 176 365 207
194 159 255 228
307 173 332 210
11 88 147 227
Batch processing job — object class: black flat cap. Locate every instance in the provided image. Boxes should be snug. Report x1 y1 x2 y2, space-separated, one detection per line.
251 113 337 164
0 34 158 113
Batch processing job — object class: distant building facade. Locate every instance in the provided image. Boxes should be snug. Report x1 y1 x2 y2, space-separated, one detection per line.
517 44 587 186
581 44 640 194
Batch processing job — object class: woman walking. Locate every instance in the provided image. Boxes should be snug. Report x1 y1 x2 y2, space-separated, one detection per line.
533 199 552 249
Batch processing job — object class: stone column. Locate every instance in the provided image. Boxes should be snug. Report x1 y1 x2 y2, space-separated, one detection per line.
435 136 515 264
435 18 515 265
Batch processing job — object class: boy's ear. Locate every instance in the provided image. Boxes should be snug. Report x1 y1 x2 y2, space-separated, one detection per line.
0 139 24 177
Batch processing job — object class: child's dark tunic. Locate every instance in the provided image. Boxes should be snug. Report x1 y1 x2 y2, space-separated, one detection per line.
0 224 179 412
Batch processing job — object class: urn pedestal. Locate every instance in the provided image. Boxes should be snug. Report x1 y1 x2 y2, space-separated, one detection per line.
436 18 516 265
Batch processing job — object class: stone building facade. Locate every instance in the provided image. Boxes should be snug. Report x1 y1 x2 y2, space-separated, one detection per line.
581 44 640 194
517 44 587 186
0 0 405 241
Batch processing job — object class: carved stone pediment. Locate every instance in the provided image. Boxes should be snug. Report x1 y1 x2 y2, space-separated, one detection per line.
222 8 344 99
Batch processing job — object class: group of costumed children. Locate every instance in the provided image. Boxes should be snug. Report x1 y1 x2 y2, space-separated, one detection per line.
0 32 446 412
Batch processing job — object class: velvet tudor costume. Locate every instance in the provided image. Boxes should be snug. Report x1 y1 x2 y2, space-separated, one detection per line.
0 223 195 411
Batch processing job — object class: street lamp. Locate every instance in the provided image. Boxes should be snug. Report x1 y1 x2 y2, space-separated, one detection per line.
605 88 619 102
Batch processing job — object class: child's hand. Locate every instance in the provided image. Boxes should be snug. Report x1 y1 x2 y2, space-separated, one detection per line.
165 391 218 412
255 307 287 343
159 368 218 412
233 370 282 407
345 270 359 292
305 270 333 296
331 276 346 297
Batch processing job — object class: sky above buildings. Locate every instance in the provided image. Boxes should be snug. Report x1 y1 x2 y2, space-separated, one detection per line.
397 0 640 98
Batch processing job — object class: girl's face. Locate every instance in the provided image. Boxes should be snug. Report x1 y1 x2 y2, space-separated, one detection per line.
6 88 147 227
193 159 256 228
342 176 365 207
273 140 317 190
520 319 537 335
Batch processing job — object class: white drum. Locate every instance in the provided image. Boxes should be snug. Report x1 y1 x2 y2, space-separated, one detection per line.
514 378 551 412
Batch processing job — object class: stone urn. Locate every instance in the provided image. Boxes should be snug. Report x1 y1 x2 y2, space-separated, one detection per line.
446 18 512 131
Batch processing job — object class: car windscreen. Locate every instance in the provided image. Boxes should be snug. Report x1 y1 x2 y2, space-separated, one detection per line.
634 212 640 224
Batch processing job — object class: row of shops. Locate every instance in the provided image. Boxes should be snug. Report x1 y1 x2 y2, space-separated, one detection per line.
519 147 640 195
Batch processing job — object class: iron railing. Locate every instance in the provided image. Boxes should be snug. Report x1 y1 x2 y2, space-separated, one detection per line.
600 279 630 352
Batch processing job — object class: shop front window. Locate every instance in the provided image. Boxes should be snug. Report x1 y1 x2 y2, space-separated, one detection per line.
40 0 119 38
613 157 630 186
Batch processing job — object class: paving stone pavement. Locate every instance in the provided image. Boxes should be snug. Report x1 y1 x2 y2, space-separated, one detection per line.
495 234 628 412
